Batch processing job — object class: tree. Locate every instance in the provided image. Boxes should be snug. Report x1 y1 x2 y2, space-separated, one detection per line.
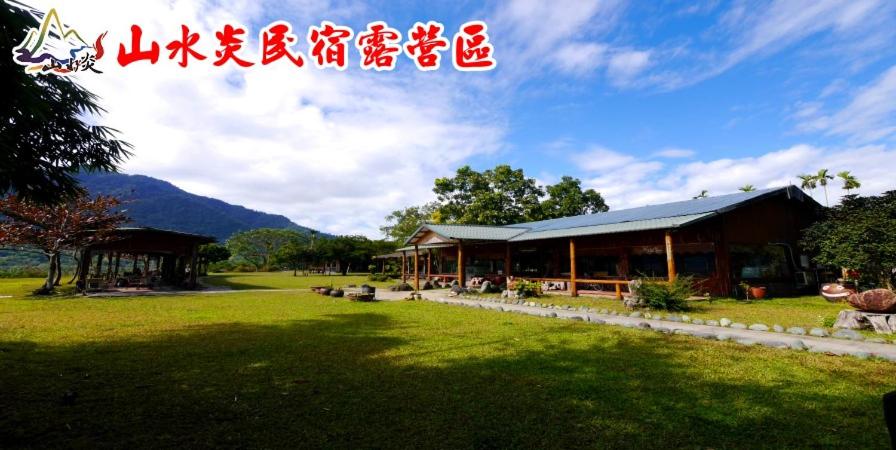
1 5 131 204
318 235 375 275
693 190 709 199
816 169 834 207
838 171 861 195
0 194 127 294
739 185 756 192
433 165 543 225
539 176 608 219
226 228 306 271
801 191 896 290
274 239 315 276
199 243 230 263
798 174 817 198
380 202 439 242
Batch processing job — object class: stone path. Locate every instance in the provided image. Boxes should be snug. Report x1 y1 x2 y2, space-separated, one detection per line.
419 293 896 362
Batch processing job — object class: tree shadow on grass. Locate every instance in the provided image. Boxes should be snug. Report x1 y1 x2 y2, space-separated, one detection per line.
0 311 892 449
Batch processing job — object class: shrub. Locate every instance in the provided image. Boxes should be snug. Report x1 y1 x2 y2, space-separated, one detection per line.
631 276 694 312
514 280 541 298
0 266 47 278
367 273 393 282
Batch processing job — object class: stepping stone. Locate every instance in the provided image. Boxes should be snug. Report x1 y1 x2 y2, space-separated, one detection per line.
748 324 769 331
761 340 789 349
809 328 829 337
786 327 807 335
691 318 705 325
773 324 785 333
789 340 807 350
832 329 864 341
716 334 732 341
666 315 682 322
720 318 732 327
547 312 557 318
681 315 691 323
637 322 651 329
705 320 720 327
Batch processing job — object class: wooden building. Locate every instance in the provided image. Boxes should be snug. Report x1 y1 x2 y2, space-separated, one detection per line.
76 227 215 292
393 186 822 297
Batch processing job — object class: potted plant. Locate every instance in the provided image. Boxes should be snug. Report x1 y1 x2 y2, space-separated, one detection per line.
749 285 767 299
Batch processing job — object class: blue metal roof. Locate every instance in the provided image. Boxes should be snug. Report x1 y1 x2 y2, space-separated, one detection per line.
405 186 813 245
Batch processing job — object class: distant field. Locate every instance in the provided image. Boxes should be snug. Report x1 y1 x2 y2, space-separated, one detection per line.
1 282 895 448
202 272 398 290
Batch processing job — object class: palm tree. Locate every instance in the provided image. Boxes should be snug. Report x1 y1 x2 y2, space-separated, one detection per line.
739 184 756 192
693 190 709 199
816 169 834 206
797 174 817 199
837 171 861 195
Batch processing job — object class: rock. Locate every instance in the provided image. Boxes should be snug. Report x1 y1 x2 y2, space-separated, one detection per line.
478 281 492 293
637 321 651 329
705 320 720 327
599 309 609 314
681 315 691 323
716 333 732 342
772 324 785 333
850 351 871 360
666 315 682 323
568 316 584 321
629 311 642 318
720 318 732 327
786 327 807 335
789 340 807 350
672 329 692 336
691 318 705 325
809 328 829 337
591 318 606 324
693 332 716 340
847 289 896 313
748 323 769 331
735 338 757 346
866 338 888 344
730 323 747 330
548 312 557 318
654 327 671 333
832 329 864 341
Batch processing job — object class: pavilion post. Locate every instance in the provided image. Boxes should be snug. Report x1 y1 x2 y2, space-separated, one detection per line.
569 238 578 297
132 256 138 273
105 252 114 279
504 243 512 278
414 245 420 291
188 245 199 289
665 230 677 282
426 249 432 281
113 253 121 278
95 253 103 277
401 251 407 282
457 241 465 287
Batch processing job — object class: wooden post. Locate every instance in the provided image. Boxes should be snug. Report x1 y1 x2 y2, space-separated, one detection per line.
188 245 199 289
457 242 465 287
413 245 420 292
95 253 103 277
665 230 677 282
113 253 121 278
426 249 432 281
504 243 512 278
569 238 578 297
401 251 407 282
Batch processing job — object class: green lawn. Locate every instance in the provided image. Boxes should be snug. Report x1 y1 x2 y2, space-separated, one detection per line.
201 272 397 290
1 279 895 448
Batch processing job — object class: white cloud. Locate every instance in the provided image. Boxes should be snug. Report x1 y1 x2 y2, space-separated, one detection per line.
575 144 896 209
552 42 607 75
37 0 503 238
606 49 651 86
797 64 896 143
652 147 695 158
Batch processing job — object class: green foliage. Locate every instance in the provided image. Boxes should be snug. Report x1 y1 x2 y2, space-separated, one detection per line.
539 176 608 219
226 228 306 271
199 243 230 263
380 202 439 242
819 316 836 328
801 191 896 289
633 277 695 311
514 280 541 298
433 165 544 225
368 273 393 282
1 6 130 203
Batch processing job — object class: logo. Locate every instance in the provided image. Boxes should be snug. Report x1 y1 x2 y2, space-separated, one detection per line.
11 6 106 75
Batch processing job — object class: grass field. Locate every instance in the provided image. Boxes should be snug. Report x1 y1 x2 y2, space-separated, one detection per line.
201 272 397 291
1 276 895 448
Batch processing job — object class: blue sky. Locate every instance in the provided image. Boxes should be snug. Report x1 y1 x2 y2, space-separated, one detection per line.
27 0 896 236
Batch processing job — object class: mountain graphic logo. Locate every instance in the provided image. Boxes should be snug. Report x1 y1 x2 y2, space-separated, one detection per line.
11 5 107 76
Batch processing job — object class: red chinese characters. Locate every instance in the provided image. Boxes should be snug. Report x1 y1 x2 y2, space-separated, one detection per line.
307 21 353 70
453 20 496 71
260 21 305 67
355 21 402 71
403 21 449 71
166 25 206 68
214 24 253 67
117 25 159 66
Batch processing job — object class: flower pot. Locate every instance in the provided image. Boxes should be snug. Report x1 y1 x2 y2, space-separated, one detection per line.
749 286 767 299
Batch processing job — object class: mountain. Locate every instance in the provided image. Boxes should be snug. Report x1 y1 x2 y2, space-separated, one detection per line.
78 172 325 242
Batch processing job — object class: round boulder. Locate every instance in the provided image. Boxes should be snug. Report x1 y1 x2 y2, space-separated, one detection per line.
847 289 896 313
